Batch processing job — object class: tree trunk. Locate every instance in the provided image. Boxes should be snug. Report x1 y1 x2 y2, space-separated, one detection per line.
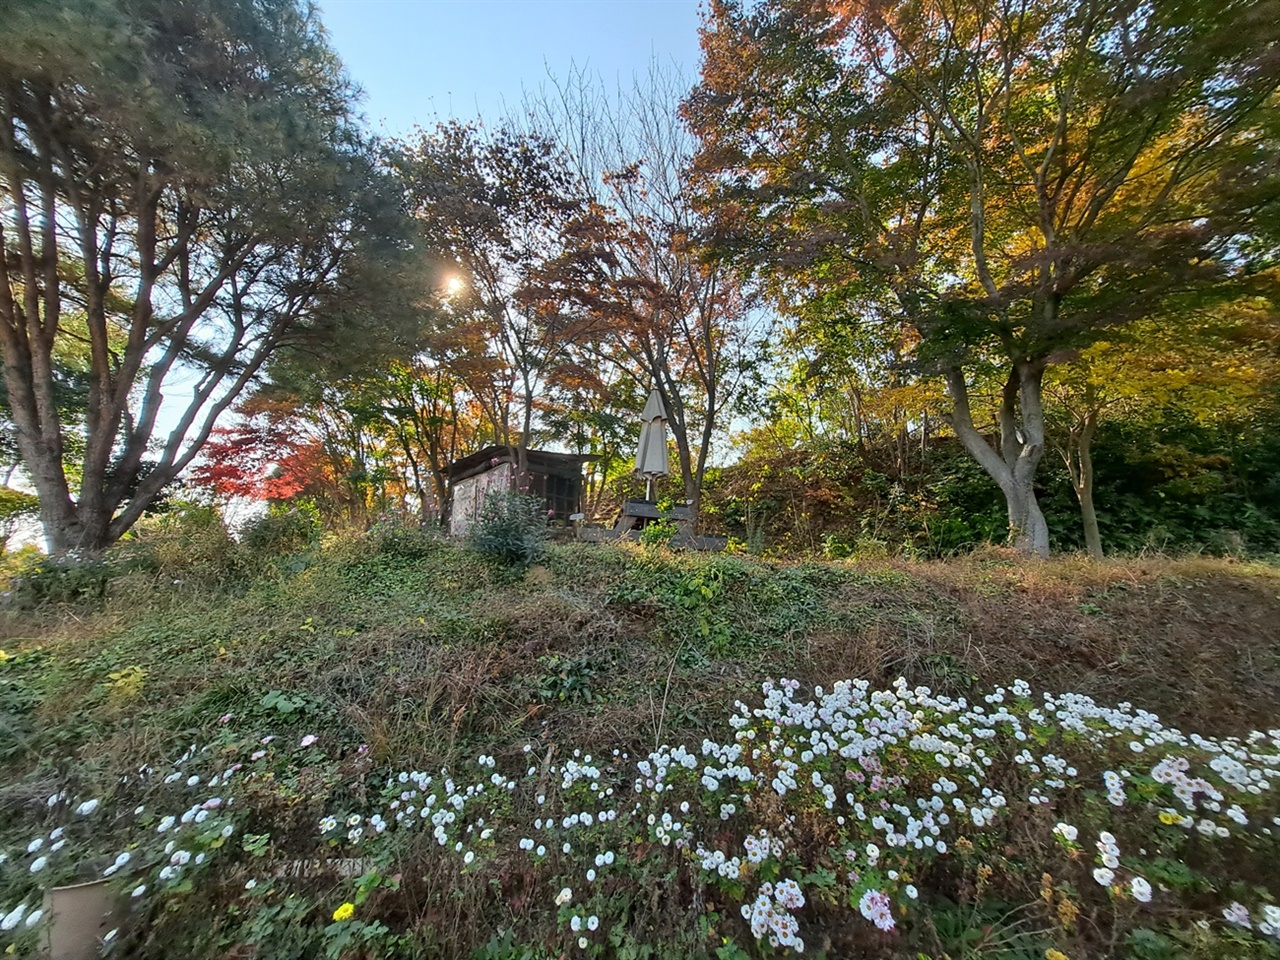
1077 411 1102 559
944 363 1051 559
1005 470 1051 557
1079 480 1103 560
1059 406 1103 560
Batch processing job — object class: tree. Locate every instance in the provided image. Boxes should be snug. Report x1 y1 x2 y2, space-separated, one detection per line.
525 64 765 519
685 0 1280 555
1046 297 1280 557
390 122 587 470
0 0 407 551
189 397 323 505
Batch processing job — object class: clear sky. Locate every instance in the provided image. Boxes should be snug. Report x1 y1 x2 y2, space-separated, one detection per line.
318 0 705 136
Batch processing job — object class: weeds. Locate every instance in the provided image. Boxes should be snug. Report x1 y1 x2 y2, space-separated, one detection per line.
468 490 550 567
1 533 1279 957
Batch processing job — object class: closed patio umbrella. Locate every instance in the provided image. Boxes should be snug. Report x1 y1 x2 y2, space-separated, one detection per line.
634 388 670 500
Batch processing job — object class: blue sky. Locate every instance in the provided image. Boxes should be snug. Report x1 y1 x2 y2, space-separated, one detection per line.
318 0 704 135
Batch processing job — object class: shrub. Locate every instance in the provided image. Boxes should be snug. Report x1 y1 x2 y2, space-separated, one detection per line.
3 551 118 609
126 499 242 583
239 501 323 556
0 487 39 552
639 518 679 549
467 488 548 566
370 514 442 559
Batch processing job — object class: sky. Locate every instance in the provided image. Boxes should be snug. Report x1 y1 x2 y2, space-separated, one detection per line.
318 0 705 136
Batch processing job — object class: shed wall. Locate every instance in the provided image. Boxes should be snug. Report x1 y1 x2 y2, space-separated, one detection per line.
448 462 513 538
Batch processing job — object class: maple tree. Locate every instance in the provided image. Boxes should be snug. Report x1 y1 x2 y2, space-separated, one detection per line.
389 122 588 471
685 0 1280 556
190 400 326 505
524 65 764 518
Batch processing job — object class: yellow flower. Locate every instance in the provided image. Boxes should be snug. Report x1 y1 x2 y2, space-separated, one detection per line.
1040 872 1054 904
1158 810 1180 825
332 902 355 923
1046 950 1070 960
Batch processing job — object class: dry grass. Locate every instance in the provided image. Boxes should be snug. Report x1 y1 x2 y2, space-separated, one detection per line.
3 542 1277 790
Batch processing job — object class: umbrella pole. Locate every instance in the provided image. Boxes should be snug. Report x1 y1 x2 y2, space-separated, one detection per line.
645 478 653 501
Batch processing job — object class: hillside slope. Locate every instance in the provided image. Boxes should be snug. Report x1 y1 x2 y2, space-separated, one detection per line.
2 538 1278 959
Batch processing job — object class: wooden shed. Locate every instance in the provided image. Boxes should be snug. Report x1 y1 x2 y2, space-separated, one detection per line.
447 446 594 538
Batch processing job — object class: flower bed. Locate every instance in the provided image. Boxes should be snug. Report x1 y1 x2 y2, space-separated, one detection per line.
2 677 1278 958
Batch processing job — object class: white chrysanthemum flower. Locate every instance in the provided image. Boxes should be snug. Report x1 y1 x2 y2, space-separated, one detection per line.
1 904 28 931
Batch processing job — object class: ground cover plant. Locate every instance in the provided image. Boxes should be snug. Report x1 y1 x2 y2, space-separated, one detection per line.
1 532 1279 958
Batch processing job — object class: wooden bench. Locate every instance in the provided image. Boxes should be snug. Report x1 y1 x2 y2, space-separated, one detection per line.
611 498 693 533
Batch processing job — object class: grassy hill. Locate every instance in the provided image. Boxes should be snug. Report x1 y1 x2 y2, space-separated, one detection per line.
2 531 1279 958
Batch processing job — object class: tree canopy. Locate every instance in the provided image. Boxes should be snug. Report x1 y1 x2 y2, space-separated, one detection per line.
685 0 1280 555
0 0 414 551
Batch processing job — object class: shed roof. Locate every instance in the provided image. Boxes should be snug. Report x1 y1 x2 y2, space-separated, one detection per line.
447 445 597 483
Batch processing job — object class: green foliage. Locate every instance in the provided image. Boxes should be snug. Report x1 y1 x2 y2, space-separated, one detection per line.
928 899 1049 960
1125 925 1280 960
370 514 443 559
240 502 324 557
535 653 598 704
705 442 1012 559
639 519 679 549
467 489 549 567
1035 401 1280 556
606 552 825 656
0 0 419 552
707 405 1280 559
4 551 117 608
259 688 323 719
0 649 44 762
0 487 38 548
687 0 1280 558
1 531 1280 958
124 498 244 584
470 932 557 960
